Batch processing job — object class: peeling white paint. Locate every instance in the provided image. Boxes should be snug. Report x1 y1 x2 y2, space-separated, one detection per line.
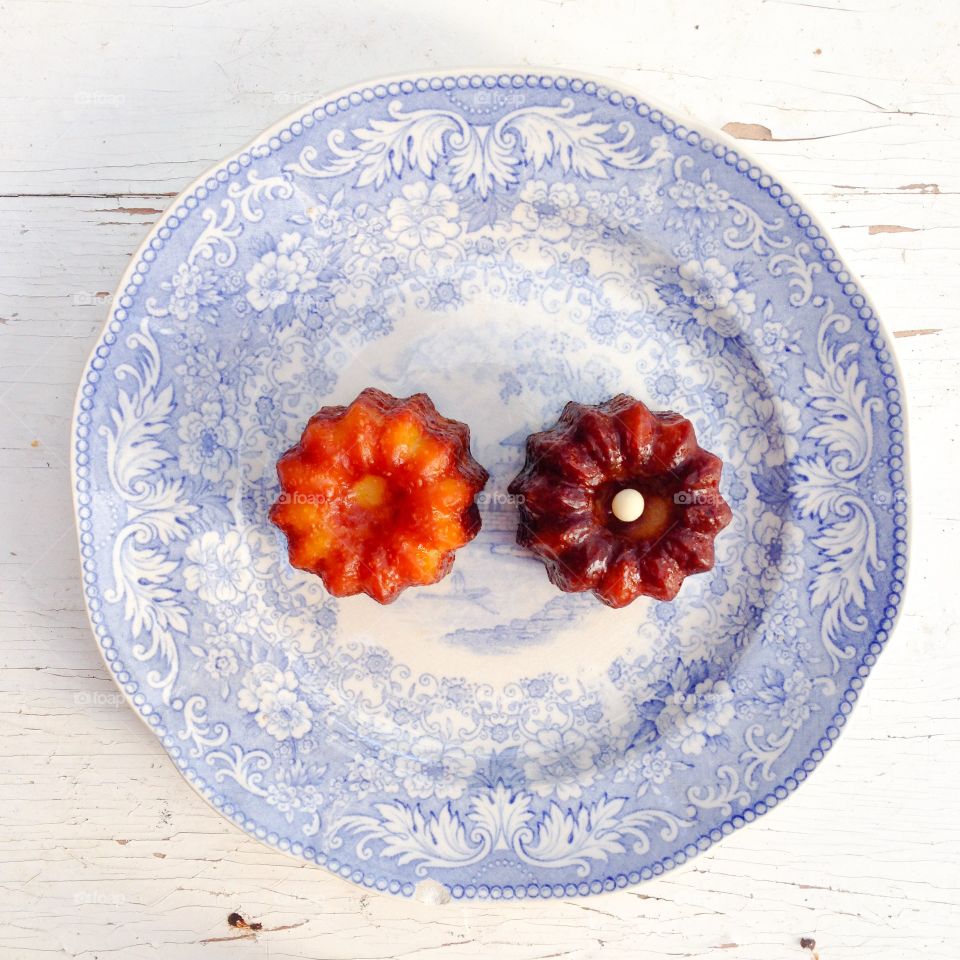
1 0 958 958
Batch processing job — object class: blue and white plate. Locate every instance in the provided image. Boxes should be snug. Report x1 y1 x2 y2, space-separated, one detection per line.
72 71 908 899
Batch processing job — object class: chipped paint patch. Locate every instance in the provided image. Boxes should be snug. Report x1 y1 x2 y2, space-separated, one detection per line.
117 206 164 215
894 328 941 338
869 224 919 234
722 122 773 141
897 182 940 194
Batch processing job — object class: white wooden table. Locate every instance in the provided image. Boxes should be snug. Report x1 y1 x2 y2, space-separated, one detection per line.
2 1 957 957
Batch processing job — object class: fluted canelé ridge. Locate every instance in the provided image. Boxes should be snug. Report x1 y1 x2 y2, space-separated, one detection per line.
509 395 732 607
271 388 488 604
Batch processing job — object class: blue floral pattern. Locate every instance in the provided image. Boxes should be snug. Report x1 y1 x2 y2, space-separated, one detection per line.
73 73 907 899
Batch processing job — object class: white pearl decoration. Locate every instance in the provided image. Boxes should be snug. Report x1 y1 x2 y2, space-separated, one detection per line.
611 488 645 523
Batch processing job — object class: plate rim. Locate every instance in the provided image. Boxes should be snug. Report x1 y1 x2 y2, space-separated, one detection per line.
71 67 911 899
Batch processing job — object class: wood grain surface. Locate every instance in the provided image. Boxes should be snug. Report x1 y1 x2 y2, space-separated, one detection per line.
1 1 957 957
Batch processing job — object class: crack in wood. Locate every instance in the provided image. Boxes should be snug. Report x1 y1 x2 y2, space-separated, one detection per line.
0 192 177 200
198 918 308 944
722 121 890 141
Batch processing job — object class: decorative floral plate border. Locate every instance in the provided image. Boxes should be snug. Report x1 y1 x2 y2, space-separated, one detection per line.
72 70 908 899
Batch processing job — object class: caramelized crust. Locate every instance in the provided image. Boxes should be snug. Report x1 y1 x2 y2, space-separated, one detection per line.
509 395 732 607
271 388 488 603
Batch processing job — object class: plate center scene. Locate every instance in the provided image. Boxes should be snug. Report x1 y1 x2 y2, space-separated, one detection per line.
225 249 758 755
